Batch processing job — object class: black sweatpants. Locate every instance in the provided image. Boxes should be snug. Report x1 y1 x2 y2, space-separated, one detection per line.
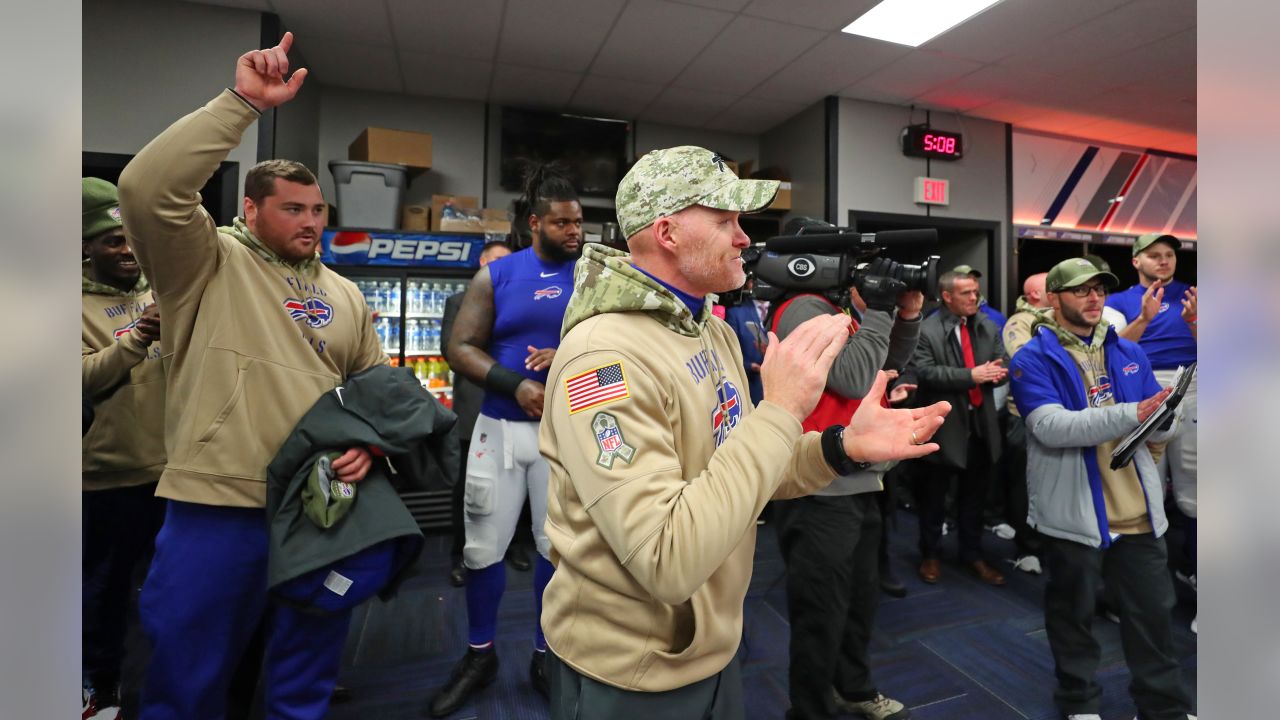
546 650 743 720
917 431 992 564
82 483 165 689
774 493 882 719
1041 533 1192 719
1003 414 1042 558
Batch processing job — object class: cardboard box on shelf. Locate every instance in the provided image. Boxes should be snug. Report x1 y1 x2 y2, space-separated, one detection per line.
401 205 430 232
349 127 433 170
769 182 792 211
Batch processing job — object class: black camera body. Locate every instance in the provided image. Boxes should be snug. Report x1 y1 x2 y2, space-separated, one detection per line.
739 218 941 309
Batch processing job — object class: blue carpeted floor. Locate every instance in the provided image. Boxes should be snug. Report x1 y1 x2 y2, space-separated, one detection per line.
326 509 1198 720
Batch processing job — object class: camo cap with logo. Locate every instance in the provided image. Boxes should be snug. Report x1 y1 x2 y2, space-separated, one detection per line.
615 146 780 240
1046 257 1119 293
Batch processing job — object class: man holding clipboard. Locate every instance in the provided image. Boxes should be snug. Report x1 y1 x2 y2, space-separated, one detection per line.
1009 258 1195 720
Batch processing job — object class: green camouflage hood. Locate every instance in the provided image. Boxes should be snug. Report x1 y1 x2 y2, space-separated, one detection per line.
1031 308 1110 352
81 261 150 297
222 217 321 276
561 243 714 339
1014 295 1053 318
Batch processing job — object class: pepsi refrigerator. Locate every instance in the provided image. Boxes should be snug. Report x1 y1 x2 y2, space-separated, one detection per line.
321 227 492 530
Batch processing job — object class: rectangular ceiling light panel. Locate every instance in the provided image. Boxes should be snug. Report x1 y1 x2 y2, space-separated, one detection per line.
842 0 1005 47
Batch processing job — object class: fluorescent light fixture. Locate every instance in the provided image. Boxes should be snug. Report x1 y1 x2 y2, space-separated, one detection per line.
842 0 1005 47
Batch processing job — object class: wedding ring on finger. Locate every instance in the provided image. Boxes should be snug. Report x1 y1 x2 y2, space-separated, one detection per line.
911 430 920 446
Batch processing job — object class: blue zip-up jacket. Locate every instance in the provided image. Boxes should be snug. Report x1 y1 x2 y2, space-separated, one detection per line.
1009 323 1177 548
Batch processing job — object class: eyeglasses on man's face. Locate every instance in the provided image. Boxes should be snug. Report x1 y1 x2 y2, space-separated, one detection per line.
1065 284 1108 298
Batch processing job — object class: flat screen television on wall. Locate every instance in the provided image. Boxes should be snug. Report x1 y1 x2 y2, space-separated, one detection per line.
499 107 630 197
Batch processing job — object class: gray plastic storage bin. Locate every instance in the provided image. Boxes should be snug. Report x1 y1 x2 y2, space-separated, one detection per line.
329 160 408 229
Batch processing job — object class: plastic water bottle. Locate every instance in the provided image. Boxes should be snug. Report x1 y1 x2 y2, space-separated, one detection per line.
388 282 401 314
375 281 390 315
389 318 401 350
405 319 419 354
427 321 440 354
376 316 391 348
406 281 420 315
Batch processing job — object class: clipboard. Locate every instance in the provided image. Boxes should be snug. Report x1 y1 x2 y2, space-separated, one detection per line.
1110 362 1196 470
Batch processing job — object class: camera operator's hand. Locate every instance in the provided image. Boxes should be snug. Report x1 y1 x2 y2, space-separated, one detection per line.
761 313 851 423
859 257 907 312
896 290 924 320
971 359 1006 385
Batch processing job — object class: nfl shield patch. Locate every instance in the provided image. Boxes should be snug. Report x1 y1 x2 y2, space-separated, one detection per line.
591 412 636 469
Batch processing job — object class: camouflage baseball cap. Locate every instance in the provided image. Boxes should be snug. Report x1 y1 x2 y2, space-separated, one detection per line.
952 264 982 277
1132 232 1179 257
1046 257 1119 293
615 146 780 240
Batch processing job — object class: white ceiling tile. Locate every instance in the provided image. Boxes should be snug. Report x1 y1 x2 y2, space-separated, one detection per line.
741 0 880 31
386 0 505 60
489 64 582 109
303 40 402 93
749 32 910 104
400 52 493 101
839 50 984 104
182 0 272 11
641 86 739 127
269 0 393 46
966 98 1051 125
675 0 753 11
706 97 807 134
589 0 736 84
924 0 1129 63
672 15 826 96
569 75 665 119
497 0 627 72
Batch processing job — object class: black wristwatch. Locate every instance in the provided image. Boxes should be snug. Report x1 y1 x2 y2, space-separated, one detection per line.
821 425 873 475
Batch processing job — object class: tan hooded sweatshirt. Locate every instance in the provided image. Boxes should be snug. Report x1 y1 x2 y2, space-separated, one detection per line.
82 270 165 490
539 244 836 692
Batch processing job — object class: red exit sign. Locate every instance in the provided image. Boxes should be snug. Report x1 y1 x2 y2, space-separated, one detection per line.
914 177 950 206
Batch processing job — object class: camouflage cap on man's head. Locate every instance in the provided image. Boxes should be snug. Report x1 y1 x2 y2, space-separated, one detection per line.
615 146 780 240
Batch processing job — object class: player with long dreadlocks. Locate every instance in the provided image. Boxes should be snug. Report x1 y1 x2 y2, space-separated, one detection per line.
427 162 583 716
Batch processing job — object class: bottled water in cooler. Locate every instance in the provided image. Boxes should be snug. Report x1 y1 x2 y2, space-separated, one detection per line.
405 319 420 354
406 281 421 315
377 281 392 315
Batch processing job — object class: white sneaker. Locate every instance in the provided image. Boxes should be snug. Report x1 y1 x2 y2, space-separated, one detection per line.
1191 614 1197 634
1067 714 1102 720
89 706 122 720
1175 570 1197 591
991 522 1017 540
941 521 949 536
1011 555 1042 574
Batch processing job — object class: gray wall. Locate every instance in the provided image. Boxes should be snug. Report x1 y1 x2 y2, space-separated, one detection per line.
82 0 262 196
760 101 826 225
836 97 1010 304
273 73 321 174
317 86 487 211
635 123 759 169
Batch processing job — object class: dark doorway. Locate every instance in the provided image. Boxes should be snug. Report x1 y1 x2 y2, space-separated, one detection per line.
848 210 1004 313
83 152 240 226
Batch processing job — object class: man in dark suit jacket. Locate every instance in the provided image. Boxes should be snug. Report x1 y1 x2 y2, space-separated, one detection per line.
442 240 511 586
912 270 1008 586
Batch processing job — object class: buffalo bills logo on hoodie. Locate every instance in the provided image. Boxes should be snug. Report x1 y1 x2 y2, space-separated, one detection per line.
712 380 742 447
284 297 334 328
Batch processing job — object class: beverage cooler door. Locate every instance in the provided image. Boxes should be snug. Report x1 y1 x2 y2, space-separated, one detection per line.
351 276 404 361
403 278 470 407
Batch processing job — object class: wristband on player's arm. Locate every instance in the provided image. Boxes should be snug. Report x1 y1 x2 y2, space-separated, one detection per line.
485 364 527 396
821 425 873 476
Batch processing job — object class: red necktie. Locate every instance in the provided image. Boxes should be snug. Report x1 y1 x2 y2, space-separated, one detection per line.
959 317 983 408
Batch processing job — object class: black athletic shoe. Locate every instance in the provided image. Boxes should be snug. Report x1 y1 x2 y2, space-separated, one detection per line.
530 651 550 700
448 562 466 588
426 648 498 717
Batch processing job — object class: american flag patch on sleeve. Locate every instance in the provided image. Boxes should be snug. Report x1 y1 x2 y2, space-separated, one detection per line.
565 362 630 414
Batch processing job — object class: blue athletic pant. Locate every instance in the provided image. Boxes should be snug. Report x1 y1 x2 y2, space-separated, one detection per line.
138 501 351 720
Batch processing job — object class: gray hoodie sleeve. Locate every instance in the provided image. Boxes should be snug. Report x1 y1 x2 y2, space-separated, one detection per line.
1025 402 1142 449
773 295 892 399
